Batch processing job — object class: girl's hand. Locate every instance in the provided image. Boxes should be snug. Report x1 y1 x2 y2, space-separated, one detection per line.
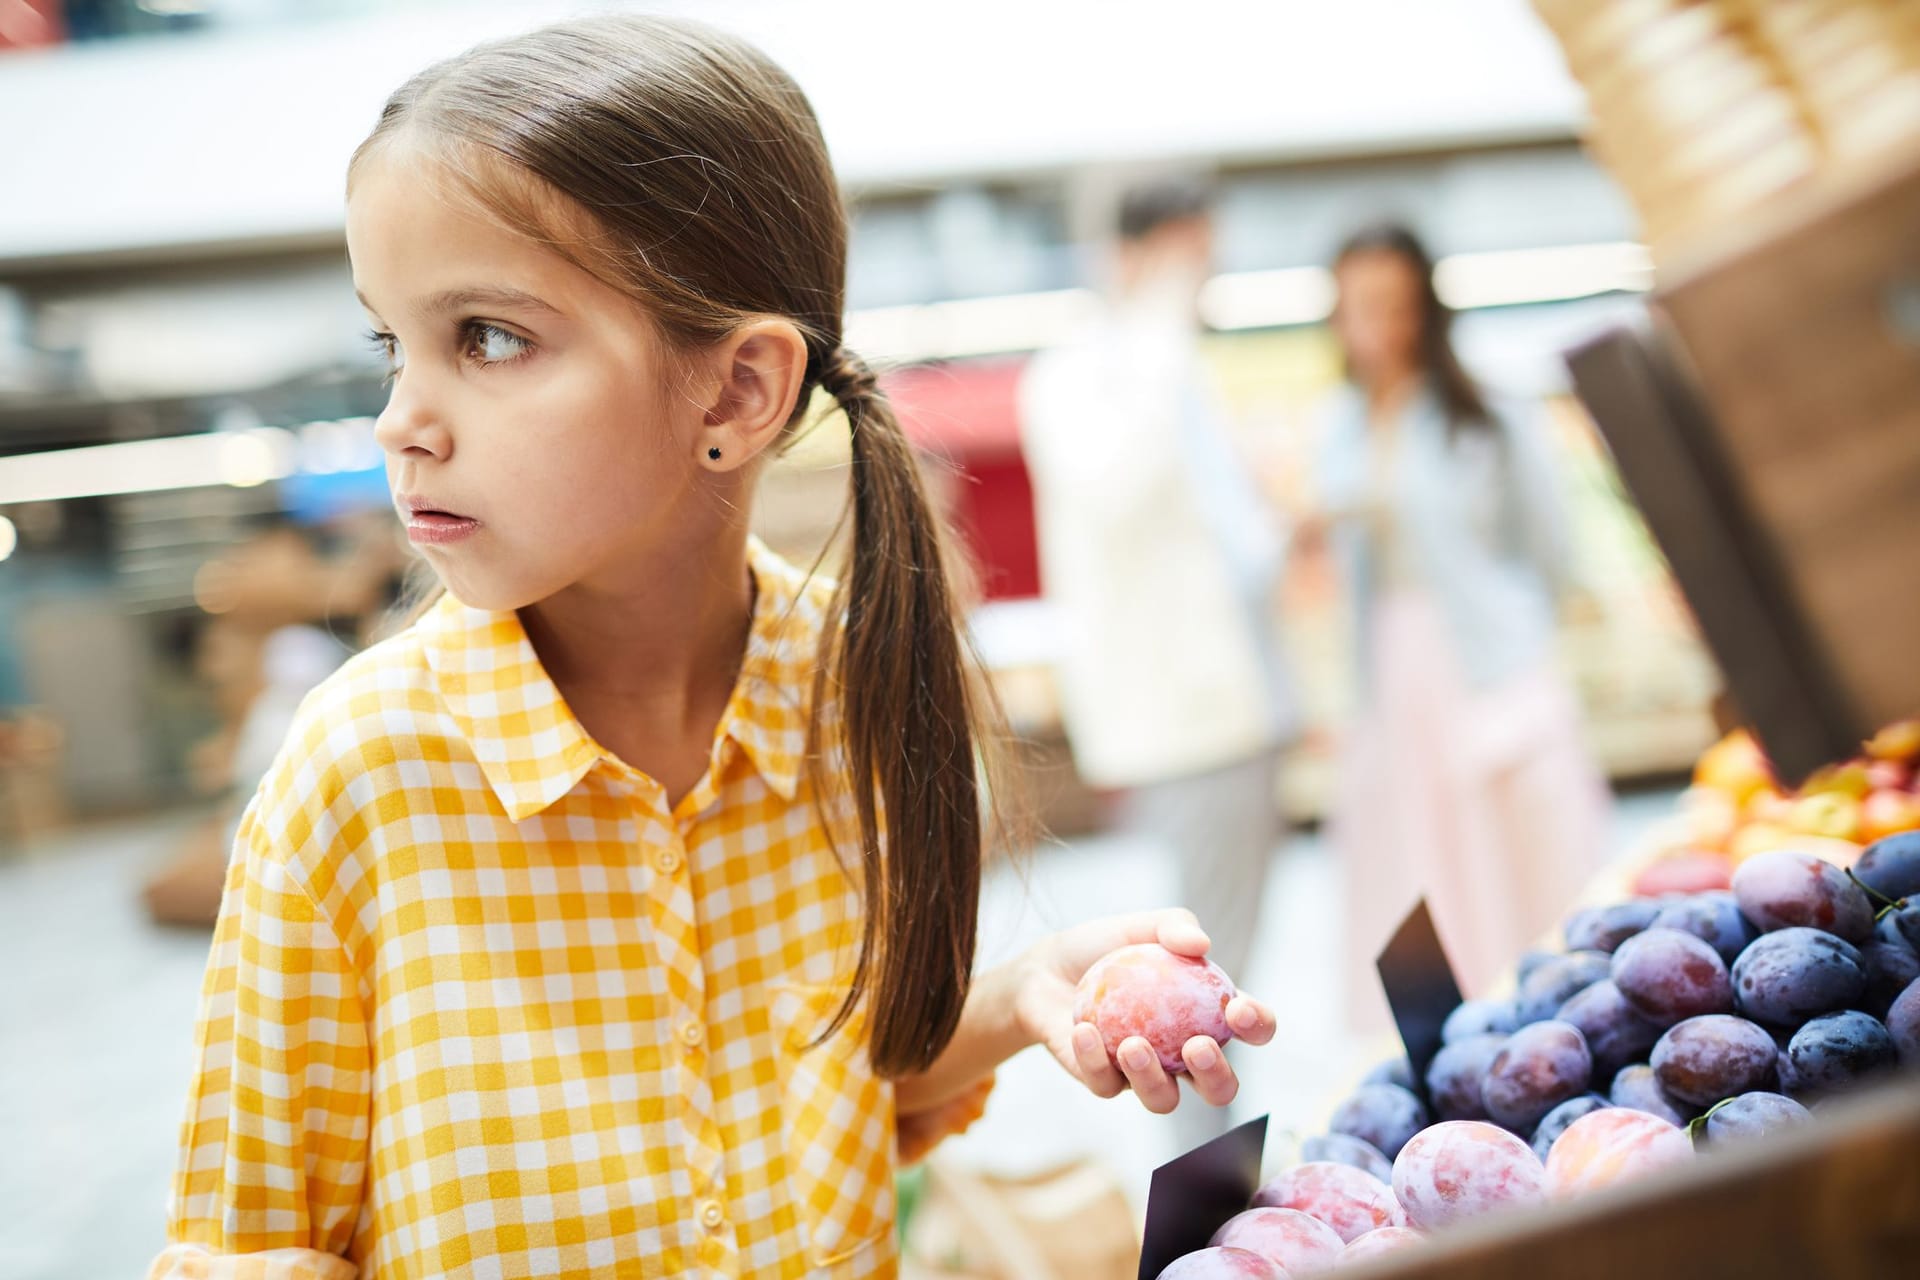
1014 909 1276 1115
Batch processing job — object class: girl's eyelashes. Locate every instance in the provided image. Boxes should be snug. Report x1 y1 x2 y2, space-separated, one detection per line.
365 328 402 386
461 320 532 366
361 321 533 382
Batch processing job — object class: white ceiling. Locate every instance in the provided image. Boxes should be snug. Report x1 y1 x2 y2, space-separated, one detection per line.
0 0 1587 265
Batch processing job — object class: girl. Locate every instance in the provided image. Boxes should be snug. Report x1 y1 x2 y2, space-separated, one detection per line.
1312 221 1610 1021
152 16 1274 1280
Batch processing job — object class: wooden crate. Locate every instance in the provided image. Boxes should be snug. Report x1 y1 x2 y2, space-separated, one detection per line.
1567 137 1920 783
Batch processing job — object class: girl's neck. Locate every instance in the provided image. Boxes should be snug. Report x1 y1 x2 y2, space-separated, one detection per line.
517 523 756 771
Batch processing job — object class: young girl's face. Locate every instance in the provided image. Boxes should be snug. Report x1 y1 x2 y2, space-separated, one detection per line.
347 145 713 613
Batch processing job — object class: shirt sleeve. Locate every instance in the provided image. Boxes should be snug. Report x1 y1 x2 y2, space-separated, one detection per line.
150 798 372 1280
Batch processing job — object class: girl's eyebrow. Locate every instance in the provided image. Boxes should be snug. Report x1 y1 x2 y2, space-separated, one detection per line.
354 285 560 318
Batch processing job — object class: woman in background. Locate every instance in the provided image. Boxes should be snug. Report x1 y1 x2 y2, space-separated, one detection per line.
1314 221 1610 1020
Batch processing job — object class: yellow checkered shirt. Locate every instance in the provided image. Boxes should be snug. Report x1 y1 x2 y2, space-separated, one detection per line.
153 540 914 1279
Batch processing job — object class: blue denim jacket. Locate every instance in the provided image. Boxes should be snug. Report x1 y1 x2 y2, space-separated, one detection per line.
1317 381 1570 696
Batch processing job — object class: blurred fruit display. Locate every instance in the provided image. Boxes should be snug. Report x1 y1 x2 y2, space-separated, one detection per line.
1631 721 1920 893
1154 715 1920 1276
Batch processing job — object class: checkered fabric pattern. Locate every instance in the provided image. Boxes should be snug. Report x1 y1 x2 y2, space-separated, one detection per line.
152 539 928 1280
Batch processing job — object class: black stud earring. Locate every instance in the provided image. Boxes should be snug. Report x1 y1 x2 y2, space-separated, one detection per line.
707 446 722 461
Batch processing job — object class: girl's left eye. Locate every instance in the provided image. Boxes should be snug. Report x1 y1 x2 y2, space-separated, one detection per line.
464 322 531 365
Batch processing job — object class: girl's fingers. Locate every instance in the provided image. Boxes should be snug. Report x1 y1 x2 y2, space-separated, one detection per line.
1071 1023 1128 1099
1117 1036 1181 1114
1226 995 1277 1046
1183 1036 1239 1108
1153 909 1211 959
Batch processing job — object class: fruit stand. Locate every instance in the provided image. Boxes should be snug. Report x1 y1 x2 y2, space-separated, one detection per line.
1138 2 1920 1274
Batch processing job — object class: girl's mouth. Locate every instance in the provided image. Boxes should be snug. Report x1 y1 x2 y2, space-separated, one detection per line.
398 496 482 545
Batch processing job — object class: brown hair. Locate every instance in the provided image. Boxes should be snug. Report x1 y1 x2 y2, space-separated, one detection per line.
1333 220 1492 434
351 14 989 1077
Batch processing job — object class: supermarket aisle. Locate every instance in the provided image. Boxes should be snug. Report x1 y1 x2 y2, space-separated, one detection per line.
0 792 1678 1278
0 809 217 1280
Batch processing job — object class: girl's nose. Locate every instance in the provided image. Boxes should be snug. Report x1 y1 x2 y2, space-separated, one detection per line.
373 373 453 461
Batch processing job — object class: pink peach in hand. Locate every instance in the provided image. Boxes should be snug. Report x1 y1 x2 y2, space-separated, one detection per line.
1544 1107 1693 1197
1156 1247 1286 1280
1072 943 1236 1074
1251 1162 1403 1244
1208 1207 1343 1275
1390 1121 1548 1233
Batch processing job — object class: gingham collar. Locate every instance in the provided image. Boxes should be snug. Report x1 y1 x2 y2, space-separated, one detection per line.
420 537 826 820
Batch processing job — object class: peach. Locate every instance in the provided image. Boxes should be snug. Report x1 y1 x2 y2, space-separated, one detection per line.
1693 730 1774 805
1788 793 1861 842
1678 787 1740 852
1250 1162 1404 1244
1866 719 1920 763
1073 943 1235 1074
1156 1246 1286 1280
1631 850 1733 897
1337 1226 1425 1263
1864 759 1912 792
1544 1107 1693 1197
1208 1207 1344 1275
1861 790 1920 843
1389 1121 1548 1234
1801 760 1872 800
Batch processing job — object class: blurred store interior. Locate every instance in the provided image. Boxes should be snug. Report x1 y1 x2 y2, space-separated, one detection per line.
0 3 1726 1277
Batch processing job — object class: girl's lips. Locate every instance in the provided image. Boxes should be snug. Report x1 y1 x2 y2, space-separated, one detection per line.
405 511 481 545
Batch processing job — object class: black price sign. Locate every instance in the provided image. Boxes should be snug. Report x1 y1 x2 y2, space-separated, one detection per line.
1375 899 1465 1098
1135 1115 1269 1280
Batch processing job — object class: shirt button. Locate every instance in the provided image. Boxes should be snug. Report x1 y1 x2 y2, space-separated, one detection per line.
679 1021 705 1050
699 1199 726 1232
654 848 680 874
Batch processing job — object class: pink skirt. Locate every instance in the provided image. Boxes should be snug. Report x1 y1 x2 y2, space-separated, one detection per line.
1333 590 1611 1032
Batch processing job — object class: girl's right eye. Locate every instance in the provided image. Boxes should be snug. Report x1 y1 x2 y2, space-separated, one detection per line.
365 329 403 382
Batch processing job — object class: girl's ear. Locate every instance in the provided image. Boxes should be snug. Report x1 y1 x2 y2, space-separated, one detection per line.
694 319 809 471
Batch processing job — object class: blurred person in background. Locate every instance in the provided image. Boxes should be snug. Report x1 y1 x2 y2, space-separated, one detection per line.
1020 179 1296 1139
1310 220 1609 1022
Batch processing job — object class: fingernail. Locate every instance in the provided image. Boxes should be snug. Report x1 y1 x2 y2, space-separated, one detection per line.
1190 1042 1218 1070
1122 1044 1152 1070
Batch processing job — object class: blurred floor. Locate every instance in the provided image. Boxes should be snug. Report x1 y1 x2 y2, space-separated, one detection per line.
0 790 1679 1278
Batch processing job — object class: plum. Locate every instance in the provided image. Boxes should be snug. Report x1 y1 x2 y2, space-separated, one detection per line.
1251 1162 1403 1244
1338 1226 1424 1263
1544 1108 1692 1196
1732 850 1874 944
1208 1207 1343 1275
1156 1247 1285 1280
1482 1020 1592 1132
1329 1084 1429 1161
1652 1015 1777 1107
1391 1121 1548 1233
1072 944 1236 1074
1299 1133 1392 1184
1610 928 1734 1026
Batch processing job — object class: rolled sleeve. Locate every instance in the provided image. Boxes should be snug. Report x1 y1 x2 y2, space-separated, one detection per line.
153 802 371 1277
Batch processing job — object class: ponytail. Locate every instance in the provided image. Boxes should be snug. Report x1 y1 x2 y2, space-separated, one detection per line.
810 346 985 1078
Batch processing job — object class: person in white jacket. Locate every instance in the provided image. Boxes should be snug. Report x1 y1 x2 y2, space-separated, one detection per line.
1019 182 1295 1137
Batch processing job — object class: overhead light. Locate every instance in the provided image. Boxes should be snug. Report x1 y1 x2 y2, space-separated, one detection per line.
848 288 1100 364
1199 267 1336 331
0 426 301 505
1434 242 1654 311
